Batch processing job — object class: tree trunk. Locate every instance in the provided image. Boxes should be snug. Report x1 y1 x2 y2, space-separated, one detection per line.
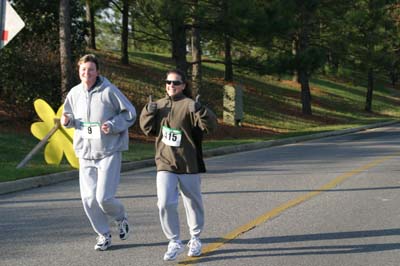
390 71 397 88
171 17 187 73
296 31 312 115
191 27 201 97
85 0 96 50
224 35 233 82
131 11 136 50
121 0 129 65
365 68 374 112
59 0 73 102
389 62 397 88
221 0 233 82
298 69 312 115
190 0 201 97
296 3 312 115
292 38 298 82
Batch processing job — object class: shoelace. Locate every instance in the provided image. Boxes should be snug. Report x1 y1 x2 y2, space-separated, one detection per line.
188 238 200 251
96 234 109 244
168 242 182 252
119 221 125 232
118 219 128 231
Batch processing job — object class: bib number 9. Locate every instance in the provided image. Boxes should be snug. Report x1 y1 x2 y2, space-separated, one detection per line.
82 122 101 139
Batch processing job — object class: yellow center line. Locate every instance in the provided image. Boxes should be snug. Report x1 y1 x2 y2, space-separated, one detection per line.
178 155 396 265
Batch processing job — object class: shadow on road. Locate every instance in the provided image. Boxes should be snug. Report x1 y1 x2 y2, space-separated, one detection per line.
187 228 400 264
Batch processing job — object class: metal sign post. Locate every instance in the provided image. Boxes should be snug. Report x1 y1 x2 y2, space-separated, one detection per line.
0 0 5 44
0 0 25 49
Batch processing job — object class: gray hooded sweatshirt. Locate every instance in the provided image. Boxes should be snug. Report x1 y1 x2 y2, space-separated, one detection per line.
63 76 136 160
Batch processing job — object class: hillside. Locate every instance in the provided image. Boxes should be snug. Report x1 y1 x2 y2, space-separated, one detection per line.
2 50 400 182
97 50 400 141
1 49 400 141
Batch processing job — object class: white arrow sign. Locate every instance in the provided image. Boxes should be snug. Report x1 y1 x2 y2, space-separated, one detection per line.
0 0 25 49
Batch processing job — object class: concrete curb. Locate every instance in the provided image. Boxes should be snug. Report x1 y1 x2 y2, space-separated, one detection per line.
1 120 398 195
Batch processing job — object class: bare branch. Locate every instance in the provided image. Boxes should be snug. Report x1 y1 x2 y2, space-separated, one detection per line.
132 29 171 42
109 0 123 13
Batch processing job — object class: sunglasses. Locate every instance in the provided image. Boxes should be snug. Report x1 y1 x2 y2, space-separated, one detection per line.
165 80 184 86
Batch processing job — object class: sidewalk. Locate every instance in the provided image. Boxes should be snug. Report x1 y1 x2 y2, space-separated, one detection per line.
1 120 398 195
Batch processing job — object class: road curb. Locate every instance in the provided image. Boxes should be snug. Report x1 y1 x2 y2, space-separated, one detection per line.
1 120 398 195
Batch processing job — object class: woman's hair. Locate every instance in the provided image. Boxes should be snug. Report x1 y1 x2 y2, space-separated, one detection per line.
166 69 193 98
77 54 99 70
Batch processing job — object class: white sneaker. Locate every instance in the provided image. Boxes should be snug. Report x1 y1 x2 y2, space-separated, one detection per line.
117 214 130 240
187 237 202 257
94 233 112 251
163 240 185 261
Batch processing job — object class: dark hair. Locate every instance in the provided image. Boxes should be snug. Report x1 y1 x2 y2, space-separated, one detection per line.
166 69 193 98
78 54 99 70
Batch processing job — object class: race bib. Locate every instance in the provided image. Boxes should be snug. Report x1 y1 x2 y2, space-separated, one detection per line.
162 126 182 147
81 122 101 139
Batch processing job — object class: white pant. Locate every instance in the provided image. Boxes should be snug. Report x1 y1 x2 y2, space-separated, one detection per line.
79 152 125 235
156 171 204 241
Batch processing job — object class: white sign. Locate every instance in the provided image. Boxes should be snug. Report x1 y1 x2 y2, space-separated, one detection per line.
0 0 25 49
81 122 101 139
162 126 182 147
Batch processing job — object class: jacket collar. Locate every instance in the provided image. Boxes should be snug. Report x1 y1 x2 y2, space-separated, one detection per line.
82 76 107 94
165 93 186 101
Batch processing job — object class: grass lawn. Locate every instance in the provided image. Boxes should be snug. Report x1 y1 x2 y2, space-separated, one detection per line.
1 50 399 183
0 131 269 182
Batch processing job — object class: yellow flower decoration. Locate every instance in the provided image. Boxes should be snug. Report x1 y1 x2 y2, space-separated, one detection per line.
31 99 79 168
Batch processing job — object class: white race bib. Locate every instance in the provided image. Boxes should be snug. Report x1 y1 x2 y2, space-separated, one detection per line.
81 122 101 139
162 126 182 147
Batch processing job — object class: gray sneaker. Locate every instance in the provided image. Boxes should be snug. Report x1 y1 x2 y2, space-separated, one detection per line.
187 237 202 257
94 233 112 251
117 215 130 240
163 240 185 261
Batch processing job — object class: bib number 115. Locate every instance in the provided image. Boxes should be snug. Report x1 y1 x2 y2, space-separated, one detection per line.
162 126 182 147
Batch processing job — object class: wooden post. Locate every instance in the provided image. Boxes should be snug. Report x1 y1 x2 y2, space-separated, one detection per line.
223 84 243 126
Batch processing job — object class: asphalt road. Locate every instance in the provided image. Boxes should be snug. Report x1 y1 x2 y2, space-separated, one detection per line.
2 124 400 266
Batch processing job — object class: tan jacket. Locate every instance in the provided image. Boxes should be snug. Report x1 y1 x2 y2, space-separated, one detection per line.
140 94 217 174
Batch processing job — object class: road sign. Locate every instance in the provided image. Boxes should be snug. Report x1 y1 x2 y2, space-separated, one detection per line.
0 0 25 49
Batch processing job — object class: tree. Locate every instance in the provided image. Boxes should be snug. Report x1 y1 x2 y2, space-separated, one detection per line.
129 0 170 53
222 37 233 82
190 0 201 96
343 0 397 112
59 0 73 101
198 0 254 82
383 3 400 88
0 0 85 113
85 0 96 49
293 1 316 115
168 0 188 72
108 0 131 64
237 0 346 115
219 0 234 82
82 0 112 50
121 0 130 64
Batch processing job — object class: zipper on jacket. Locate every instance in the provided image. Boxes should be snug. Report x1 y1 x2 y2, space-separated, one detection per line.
86 89 92 155
166 97 173 127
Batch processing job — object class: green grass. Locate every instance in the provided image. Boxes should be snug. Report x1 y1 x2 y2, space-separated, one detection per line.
0 132 73 182
1 49 399 183
0 132 265 182
122 143 154 162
